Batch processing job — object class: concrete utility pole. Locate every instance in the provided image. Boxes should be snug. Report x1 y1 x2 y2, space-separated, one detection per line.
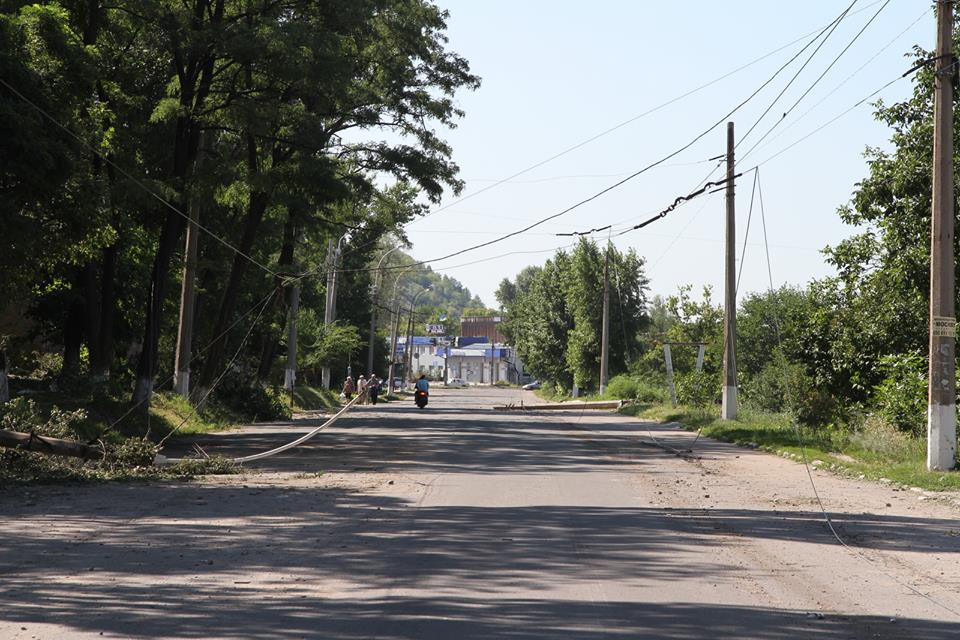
927 0 957 471
321 233 347 389
321 239 336 390
283 279 300 391
173 133 205 399
367 247 399 376
387 300 402 394
599 243 611 395
722 121 738 420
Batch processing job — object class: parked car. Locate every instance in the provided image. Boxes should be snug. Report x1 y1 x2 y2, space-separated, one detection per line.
521 380 541 390
445 378 467 388
392 378 404 389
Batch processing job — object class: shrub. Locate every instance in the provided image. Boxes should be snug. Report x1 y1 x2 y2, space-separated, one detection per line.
212 362 291 422
605 374 668 403
872 352 926 436
675 370 718 411
848 415 916 458
605 374 638 400
740 359 838 428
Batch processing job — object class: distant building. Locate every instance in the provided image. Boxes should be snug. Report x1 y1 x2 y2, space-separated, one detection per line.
395 336 528 384
460 315 505 343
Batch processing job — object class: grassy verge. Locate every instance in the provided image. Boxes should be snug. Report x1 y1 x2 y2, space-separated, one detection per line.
620 403 960 493
289 385 342 412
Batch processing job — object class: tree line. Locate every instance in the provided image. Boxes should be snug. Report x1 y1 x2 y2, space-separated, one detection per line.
0 1 478 423
497 46 960 439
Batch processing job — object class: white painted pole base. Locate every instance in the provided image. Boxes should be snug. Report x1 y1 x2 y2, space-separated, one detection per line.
173 371 190 398
722 385 738 420
927 403 957 470
284 368 296 391
321 367 330 390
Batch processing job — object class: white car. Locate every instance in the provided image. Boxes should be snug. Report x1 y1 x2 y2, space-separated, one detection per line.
445 378 467 388
521 380 541 390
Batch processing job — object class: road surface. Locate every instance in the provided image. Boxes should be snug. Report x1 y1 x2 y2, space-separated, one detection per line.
1 387 959 639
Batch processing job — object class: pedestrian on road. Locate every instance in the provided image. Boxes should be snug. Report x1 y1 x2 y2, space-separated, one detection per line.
357 375 368 404
368 375 381 405
342 376 355 401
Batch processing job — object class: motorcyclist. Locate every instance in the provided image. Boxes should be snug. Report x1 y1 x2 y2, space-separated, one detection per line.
415 375 430 393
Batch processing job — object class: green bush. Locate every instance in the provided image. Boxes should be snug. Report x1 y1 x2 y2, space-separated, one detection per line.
213 363 291 421
605 374 639 400
872 352 926 436
675 370 718 411
740 359 838 428
605 374 668 403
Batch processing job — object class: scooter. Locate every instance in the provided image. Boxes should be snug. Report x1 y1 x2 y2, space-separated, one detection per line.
414 389 429 409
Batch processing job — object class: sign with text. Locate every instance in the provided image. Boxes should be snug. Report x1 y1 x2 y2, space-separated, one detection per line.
425 323 446 335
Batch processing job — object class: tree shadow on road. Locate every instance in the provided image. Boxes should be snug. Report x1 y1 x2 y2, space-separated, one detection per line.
1 481 958 638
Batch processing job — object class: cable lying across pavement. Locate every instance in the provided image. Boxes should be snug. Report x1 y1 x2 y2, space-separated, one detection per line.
156 390 367 465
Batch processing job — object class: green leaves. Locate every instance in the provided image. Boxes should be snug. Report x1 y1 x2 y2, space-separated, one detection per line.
500 239 650 392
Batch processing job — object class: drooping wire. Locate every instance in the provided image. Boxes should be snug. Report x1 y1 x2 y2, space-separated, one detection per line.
739 0 893 160
408 0 890 228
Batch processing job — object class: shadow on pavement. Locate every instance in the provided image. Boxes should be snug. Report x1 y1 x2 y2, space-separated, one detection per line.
2 481 958 638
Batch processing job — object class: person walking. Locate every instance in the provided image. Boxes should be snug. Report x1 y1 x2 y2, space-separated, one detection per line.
342 376 355 401
356 375 368 404
368 375 381 405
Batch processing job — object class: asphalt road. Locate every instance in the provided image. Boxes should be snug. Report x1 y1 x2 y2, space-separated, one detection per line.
1 387 959 639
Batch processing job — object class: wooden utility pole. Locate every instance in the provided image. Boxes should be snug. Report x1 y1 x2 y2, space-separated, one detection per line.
722 121 738 420
173 133 205 398
927 0 957 471
599 243 611 395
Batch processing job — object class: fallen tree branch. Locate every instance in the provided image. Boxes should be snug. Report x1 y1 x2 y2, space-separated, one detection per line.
0 429 103 460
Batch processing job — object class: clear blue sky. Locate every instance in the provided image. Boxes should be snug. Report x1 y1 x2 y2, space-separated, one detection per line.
403 0 932 307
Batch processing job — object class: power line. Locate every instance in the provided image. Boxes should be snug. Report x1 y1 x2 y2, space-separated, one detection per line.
740 0 893 161
749 5 930 157
405 0 889 228
736 0 859 149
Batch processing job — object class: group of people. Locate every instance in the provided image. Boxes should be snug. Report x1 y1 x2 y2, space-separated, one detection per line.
341 374 381 405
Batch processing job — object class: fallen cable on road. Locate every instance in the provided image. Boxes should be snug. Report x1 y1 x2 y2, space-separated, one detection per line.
154 392 365 466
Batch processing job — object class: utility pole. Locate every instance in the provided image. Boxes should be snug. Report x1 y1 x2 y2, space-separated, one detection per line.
388 300 402 394
321 239 335 390
367 247 399 377
599 243 611 395
173 133 205 399
927 0 957 471
283 278 300 391
722 121 738 420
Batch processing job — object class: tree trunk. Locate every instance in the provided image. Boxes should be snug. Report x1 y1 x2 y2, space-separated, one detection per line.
131 114 199 407
0 428 103 460
194 189 271 392
92 240 119 380
63 292 84 375
83 261 101 371
256 213 296 381
131 209 187 407
0 350 9 403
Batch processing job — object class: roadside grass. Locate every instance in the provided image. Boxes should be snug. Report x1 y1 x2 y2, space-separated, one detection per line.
620 403 960 493
290 385 342 412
